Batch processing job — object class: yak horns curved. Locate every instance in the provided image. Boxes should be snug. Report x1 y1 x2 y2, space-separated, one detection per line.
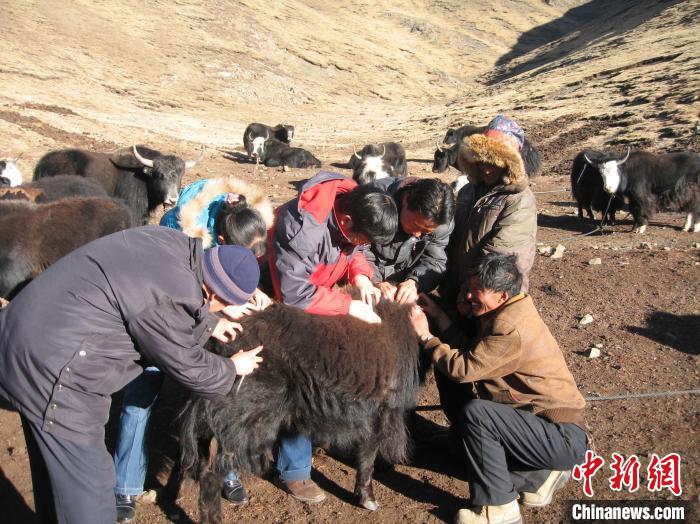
132 144 154 168
380 144 386 158
185 147 205 169
583 153 594 165
353 144 361 160
619 147 631 164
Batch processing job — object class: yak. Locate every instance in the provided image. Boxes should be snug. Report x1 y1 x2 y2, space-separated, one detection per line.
33 145 202 224
257 138 321 169
433 124 542 178
348 142 407 185
587 149 700 233
179 298 426 524
244 123 295 159
0 155 23 187
571 149 625 225
0 197 132 298
0 175 109 203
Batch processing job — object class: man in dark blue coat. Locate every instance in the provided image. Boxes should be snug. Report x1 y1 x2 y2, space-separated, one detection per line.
0 225 264 524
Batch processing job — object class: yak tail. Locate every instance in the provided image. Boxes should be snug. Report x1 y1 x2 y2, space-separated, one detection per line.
178 397 209 479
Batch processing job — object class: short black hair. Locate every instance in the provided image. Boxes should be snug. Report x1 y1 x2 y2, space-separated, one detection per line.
215 196 267 257
473 253 522 297
400 178 455 225
337 185 398 244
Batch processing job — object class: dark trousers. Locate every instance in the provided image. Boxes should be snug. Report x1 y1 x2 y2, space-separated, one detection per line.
21 416 116 524
457 399 588 506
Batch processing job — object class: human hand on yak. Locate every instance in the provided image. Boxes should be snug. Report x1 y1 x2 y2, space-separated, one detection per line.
417 293 452 333
395 279 418 304
211 318 243 343
230 345 264 376
409 305 433 345
250 288 272 310
348 300 382 324
353 274 381 306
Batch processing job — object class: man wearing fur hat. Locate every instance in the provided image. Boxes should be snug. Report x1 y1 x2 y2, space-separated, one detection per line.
443 115 537 306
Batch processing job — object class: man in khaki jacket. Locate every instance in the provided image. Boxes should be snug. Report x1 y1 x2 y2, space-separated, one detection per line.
412 254 588 524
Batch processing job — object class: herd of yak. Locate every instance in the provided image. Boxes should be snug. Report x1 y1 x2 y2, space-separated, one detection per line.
0 120 698 522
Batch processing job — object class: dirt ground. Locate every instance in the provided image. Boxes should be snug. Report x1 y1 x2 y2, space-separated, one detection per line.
1 1 699 523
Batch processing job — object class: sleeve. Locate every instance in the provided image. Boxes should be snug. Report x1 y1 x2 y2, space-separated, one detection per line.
483 196 536 256
273 215 352 315
127 301 236 399
425 319 522 383
362 247 383 284
406 220 454 292
347 248 374 282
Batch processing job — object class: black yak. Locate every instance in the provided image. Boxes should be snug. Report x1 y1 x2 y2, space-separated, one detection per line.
0 175 109 203
349 142 407 185
0 197 132 298
33 145 202 224
179 298 426 524
587 149 700 233
244 123 295 159
257 138 321 169
571 149 625 225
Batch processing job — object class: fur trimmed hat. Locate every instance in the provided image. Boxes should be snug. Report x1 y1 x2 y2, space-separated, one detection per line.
457 115 528 190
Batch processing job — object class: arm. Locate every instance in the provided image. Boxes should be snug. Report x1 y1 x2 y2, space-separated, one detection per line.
273 216 352 315
424 319 522 383
483 194 536 257
127 301 236 399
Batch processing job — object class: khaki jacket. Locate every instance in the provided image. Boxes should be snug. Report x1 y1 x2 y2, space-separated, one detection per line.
424 294 587 430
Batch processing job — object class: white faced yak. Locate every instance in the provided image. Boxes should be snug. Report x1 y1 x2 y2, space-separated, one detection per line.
570 149 625 225
0 197 132 298
243 123 295 159
179 298 427 524
33 145 203 224
585 149 700 233
348 142 408 185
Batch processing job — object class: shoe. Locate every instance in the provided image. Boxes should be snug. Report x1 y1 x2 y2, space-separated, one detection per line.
115 494 136 523
275 477 326 504
454 500 522 524
520 470 571 507
222 479 249 505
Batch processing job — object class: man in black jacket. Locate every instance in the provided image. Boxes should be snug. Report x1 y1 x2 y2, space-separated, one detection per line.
366 177 455 303
0 226 264 524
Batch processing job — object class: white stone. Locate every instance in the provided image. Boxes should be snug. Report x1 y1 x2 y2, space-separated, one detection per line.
550 244 566 259
586 347 601 358
538 245 553 256
139 489 158 504
579 314 594 326
588 257 602 265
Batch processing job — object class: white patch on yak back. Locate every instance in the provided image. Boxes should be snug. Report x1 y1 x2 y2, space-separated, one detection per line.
361 155 389 181
251 136 266 158
0 161 22 186
599 161 621 194
452 175 469 194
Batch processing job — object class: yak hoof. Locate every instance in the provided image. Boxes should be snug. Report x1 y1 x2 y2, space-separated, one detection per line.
360 499 380 511
633 225 647 234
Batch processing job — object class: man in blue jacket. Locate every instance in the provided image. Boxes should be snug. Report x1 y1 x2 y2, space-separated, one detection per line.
0 226 264 524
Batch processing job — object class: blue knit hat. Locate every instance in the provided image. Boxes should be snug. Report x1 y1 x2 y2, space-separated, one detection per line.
484 115 525 151
202 245 259 305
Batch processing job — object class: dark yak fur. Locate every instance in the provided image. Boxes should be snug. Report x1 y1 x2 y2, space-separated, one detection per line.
433 124 542 178
179 298 426 524
243 123 295 157
592 150 700 232
33 145 196 224
0 175 109 203
0 197 132 298
570 149 625 225
259 138 321 168
348 142 407 185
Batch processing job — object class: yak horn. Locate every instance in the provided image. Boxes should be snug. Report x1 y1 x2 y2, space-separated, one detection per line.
265 129 270 139
353 144 361 160
380 144 386 158
132 144 154 168
436 141 444 152
185 147 205 169
247 132 254 143
619 147 631 164
583 153 594 165
12 152 23 163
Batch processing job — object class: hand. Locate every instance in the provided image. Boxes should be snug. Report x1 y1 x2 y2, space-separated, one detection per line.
409 305 432 340
417 293 452 332
348 300 382 324
250 288 272 310
222 302 256 320
376 281 397 301
395 279 418 304
230 345 263 376
211 318 243 342
354 274 381 306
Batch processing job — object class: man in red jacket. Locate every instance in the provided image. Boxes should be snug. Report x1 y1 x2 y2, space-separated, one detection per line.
267 171 398 502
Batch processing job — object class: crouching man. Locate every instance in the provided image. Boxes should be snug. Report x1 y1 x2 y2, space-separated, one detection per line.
411 253 588 524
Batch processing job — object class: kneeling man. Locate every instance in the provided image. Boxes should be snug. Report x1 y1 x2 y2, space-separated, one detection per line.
411 253 588 524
